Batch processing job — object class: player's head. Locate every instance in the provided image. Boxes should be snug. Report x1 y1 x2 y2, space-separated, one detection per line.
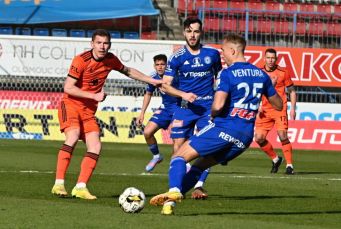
153 54 167 76
221 34 246 66
91 29 111 60
183 17 202 49
264 48 277 70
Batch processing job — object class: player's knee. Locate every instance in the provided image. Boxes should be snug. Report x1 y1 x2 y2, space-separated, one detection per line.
254 134 265 144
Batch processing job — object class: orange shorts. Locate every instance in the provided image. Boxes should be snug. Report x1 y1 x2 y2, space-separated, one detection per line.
58 100 99 134
255 109 288 131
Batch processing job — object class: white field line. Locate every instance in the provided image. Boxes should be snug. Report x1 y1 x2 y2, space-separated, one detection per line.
0 170 340 181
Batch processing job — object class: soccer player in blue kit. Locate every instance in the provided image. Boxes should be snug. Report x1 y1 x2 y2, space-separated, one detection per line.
150 34 283 215
136 54 180 172
161 17 223 199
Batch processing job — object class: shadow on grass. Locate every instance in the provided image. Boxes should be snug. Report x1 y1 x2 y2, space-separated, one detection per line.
207 195 315 200
294 171 335 175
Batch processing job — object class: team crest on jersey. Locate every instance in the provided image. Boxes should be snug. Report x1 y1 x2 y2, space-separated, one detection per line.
172 119 183 127
191 57 203 67
204 56 212 64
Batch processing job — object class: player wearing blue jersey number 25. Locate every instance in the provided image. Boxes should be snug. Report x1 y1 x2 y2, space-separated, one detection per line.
160 17 223 204
150 34 283 215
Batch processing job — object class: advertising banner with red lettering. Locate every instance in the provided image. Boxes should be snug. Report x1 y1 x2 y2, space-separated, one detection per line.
210 45 341 87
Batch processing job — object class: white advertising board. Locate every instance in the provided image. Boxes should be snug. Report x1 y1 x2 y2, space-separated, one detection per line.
0 35 182 79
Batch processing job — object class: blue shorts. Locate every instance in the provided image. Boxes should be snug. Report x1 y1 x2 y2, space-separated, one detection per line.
149 108 174 130
189 123 253 164
170 107 210 139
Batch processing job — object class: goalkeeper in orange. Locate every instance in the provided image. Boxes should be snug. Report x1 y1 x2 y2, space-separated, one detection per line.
254 48 297 175
51 29 162 199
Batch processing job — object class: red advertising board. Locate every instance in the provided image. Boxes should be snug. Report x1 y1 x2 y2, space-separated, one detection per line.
210 44 341 87
249 120 341 151
0 90 62 109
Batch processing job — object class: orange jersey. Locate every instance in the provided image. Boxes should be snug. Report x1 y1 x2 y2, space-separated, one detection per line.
261 65 293 112
63 50 124 110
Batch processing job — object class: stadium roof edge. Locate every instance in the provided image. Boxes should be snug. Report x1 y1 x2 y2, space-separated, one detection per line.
0 0 159 24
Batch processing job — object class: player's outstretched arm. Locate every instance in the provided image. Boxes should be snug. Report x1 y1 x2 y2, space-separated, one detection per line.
162 75 197 103
268 93 283 111
120 66 162 86
64 77 105 102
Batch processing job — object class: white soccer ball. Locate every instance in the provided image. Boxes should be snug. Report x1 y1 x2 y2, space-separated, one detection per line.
118 187 145 213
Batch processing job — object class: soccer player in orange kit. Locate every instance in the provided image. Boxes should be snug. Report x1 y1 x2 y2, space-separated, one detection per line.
254 48 297 175
51 29 162 199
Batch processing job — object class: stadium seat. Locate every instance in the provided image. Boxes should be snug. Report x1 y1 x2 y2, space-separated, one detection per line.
70 29 85 37
273 20 292 34
15 27 31 35
308 22 325 36
204 17 220 32
177 0 196 15
195 0 210 13
326 22 341 36
264 2 281 16
212 0 228 13
51 28 67 37
282 3 298 17
298 3 316 18
229 1 245 13
123 31 139 39
221 18 237 32
333 4 341 19
257 20 273 34
33 28 49 36
316 4 332 16
0 26 13 35
294 21 307 35
247 1 264 16
109 31 121 38
87 30 94 37
239 19 255 33
141 31 157 40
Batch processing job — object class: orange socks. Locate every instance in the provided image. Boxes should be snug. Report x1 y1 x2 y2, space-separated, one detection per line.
281 139 293 165
259 139 277 160
77 152 99 184
56 144 74 180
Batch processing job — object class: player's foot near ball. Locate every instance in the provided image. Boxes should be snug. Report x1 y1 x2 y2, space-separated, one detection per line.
145 155 163 172
191 187 208 200
71 187 97 200
51 184 68 197
150 191 183 206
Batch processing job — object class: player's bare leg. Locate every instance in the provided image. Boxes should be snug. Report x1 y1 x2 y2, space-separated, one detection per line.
144 122 163 172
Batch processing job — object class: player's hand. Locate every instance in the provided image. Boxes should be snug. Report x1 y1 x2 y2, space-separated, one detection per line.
290 109 296 120
183 92 197 103
258 106 265 118
151 79 163 87
136 115 144 127
93 89 106 102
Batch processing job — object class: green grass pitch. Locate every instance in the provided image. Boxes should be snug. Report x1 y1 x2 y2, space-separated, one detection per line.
0 139 340 228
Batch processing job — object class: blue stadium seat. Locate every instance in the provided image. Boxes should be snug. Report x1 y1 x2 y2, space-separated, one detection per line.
123 31 139 39
70 29 85 37
51 28 67 37
15 27 31 35
33 28 49 36
109 31 121 38
0 26 13 35
87 30 94 37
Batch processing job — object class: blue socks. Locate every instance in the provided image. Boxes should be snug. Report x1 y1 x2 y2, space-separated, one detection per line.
181 166 205 194
168 157 186 191
148 144 159 155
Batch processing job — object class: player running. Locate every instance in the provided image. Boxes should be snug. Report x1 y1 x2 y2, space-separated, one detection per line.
150 34 283 215
161 17 222 200
254 48 297 175
51 29 161 200
136 54 179 172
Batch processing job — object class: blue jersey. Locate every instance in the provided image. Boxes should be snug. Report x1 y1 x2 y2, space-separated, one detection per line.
165 45 222 109
214 62 276 138
146 72 179 111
